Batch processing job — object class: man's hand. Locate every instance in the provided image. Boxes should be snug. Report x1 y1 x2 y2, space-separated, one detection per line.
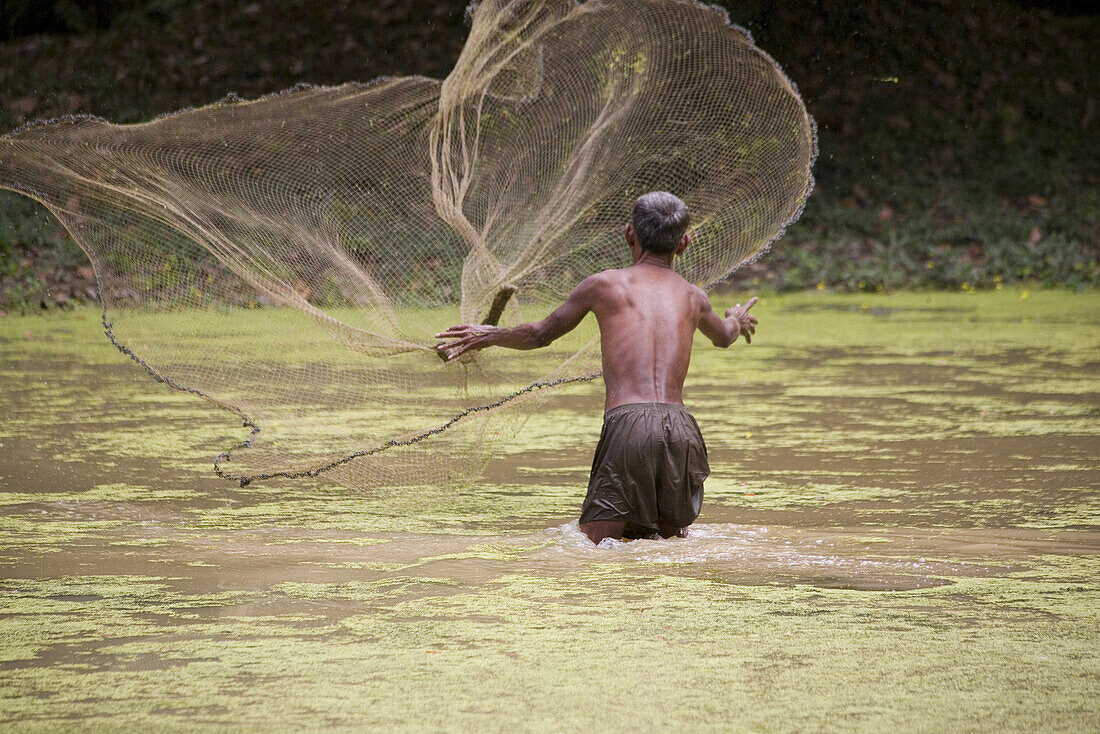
724 296 758 344
435 324 502 362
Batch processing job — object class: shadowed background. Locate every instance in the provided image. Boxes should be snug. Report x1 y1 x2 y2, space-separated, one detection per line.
0 0 1096 313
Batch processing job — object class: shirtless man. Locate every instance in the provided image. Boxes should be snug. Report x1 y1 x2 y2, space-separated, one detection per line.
435 192 758 544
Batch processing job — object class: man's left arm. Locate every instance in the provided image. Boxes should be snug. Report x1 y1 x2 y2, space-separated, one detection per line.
697 294 758 347
435 276 598 362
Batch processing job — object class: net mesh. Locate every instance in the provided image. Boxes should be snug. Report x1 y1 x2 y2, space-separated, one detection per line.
0 0 815 488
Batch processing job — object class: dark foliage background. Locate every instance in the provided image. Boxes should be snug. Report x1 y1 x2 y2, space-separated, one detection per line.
0 0 1096 311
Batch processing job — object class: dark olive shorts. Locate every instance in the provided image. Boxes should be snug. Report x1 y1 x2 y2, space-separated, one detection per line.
579 402 709 538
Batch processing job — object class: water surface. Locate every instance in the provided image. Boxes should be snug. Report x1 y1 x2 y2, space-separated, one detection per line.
1 289 1097 730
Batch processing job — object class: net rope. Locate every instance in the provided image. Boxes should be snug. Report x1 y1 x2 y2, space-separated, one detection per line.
1 0 816 488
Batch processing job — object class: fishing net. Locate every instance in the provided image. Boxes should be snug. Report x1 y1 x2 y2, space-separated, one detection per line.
0 0 815 488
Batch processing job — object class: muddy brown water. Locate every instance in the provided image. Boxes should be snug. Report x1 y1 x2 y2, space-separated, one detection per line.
0 291 1097 729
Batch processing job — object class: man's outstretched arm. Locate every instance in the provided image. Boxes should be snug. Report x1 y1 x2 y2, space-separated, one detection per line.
697 294 758 347
435 275 599 362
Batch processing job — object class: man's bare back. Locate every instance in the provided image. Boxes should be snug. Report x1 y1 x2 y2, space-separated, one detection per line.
436 192 757 543
587 260 721 411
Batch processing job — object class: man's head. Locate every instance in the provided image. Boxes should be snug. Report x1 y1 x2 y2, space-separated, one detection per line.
629 191 691 255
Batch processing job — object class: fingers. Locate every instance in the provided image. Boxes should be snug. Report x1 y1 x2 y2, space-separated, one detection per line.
435 325 479 361
437 334 487 362
438 339 472 361
445 343 472 361
433 324 474 339
739 317 756 345
439 334 476 349
725 297 760 319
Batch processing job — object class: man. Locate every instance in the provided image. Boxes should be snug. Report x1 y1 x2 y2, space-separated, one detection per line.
435 192 758 543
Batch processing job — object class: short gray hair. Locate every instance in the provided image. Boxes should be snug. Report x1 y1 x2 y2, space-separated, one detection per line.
632 192 690 254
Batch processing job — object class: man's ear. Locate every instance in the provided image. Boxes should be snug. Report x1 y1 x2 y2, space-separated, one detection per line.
675 231 691 255
624 224 638 248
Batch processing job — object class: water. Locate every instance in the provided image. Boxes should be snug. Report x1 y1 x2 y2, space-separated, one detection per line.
0 290 1097 730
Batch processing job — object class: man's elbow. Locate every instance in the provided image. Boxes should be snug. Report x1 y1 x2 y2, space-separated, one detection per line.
711 333 736 349
524 324 555 349
532 329 556 349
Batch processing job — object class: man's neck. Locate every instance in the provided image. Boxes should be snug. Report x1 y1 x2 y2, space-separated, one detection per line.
632 251 676 269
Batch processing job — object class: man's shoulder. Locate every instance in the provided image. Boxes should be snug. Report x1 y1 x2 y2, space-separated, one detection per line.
580 268 625 289
568 270 619 307
586 266 702 291
664 271 708 302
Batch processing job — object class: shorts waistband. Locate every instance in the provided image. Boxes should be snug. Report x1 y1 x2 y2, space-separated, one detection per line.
604 402 690 418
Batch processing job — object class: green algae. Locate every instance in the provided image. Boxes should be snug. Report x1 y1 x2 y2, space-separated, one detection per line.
1 563 1096 731
0 483 195 506
0 289 1098 730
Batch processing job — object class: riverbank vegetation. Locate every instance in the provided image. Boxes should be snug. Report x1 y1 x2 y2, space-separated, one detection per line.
0 0 1096 312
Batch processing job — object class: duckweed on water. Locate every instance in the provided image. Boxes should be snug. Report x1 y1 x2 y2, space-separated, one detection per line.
1 562 1097 730
0 290 1097 729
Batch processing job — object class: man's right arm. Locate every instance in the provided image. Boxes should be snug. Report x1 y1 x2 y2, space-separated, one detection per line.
697 293 758 347
435 274 601 361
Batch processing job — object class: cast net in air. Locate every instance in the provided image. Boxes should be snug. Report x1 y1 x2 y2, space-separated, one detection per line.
0 0 816 488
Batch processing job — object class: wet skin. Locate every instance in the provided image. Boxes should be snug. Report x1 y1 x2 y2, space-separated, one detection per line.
436 224 758 544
